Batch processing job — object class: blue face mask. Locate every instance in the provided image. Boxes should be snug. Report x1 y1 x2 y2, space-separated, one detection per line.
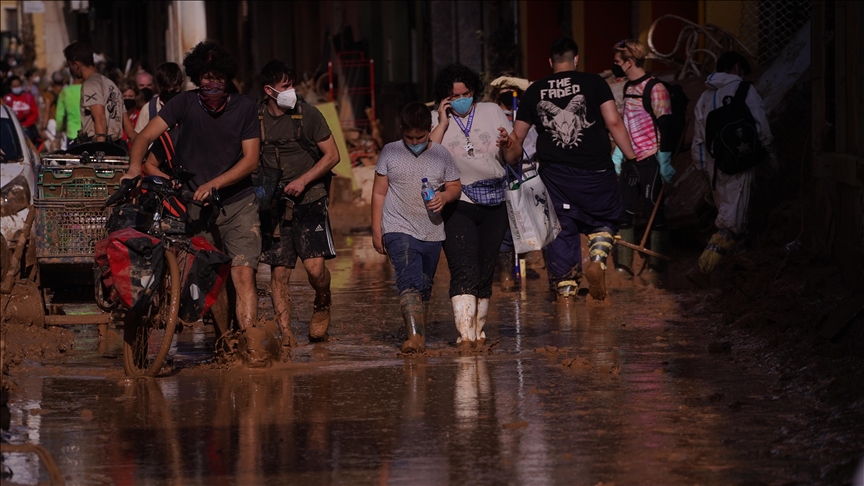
407 140 429 155
450 97 473 115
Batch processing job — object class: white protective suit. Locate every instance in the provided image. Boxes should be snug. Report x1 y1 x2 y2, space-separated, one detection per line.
691 73 773 235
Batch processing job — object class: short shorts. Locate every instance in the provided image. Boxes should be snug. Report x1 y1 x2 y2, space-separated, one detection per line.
261 197 336 268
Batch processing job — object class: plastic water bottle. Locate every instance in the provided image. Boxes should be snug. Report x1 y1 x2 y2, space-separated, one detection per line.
421 178 437 215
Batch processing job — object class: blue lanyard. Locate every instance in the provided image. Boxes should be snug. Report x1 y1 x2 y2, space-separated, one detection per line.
451 106 475 139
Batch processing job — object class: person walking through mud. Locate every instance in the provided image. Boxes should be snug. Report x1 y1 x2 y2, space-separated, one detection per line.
63 41 134 147
689 51 773 283
257 60 341 347
610 39 676 277
512 37 637 302
125 41 261 332
430 64 523 348
371 102 461 353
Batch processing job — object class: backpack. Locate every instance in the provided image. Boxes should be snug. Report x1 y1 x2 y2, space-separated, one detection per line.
624 77 689 154
705 81 768 185
94 228 165 310
178 236 232 322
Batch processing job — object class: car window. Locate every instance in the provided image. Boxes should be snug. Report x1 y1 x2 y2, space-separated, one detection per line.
0 117 23 163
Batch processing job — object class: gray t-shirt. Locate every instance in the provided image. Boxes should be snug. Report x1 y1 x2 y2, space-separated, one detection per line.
376 141 459 242
80 73 125 141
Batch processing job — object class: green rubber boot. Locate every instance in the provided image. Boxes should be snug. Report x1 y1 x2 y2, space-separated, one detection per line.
649 230 670 272
616 227 635 274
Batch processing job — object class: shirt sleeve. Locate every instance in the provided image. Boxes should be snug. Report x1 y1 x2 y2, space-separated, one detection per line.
81 78 105 108
650 83 672 117
431 110 440 129
495 104 513 134
375 144 391 175
240 98 260 140
134 103 150 132
306 106 333 142
156 93 184 128
596 76 615 105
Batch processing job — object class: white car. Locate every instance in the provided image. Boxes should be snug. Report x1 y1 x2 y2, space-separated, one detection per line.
1 103 39 268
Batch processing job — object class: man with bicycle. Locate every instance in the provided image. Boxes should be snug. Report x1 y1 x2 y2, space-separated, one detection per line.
257 60 341 347
125 41 261 332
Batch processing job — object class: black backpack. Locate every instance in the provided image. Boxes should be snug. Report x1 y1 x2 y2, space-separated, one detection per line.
624 77 689 154
705 81 768 186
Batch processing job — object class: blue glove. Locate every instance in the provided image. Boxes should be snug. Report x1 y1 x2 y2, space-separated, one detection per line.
656 151 675 184
612 146 624 175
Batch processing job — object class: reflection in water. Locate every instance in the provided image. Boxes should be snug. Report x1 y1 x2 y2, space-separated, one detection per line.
1 235 793 485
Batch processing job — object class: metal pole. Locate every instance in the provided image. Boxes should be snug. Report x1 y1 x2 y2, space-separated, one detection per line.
369 59 376 122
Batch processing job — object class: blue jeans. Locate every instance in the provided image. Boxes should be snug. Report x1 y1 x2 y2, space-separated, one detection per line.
383 233 442 301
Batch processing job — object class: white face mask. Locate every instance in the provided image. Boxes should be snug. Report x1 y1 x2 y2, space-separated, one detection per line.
268 86 297 110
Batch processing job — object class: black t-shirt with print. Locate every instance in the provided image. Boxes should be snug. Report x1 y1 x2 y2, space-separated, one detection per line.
157 91 260 203
516 71 614 171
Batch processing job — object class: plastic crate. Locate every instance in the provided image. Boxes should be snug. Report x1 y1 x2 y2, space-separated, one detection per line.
38 166 126 199
34 199 109 263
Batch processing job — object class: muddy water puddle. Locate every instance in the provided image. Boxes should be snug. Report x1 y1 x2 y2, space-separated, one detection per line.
3 236 809 485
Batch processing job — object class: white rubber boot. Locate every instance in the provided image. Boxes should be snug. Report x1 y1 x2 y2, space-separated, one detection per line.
451 295 477 347
475 298 490 346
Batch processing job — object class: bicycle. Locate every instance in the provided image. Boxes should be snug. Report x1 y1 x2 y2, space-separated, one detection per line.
101 175 226 377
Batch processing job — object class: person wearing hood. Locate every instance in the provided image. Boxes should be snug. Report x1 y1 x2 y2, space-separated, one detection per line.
690 51 773 277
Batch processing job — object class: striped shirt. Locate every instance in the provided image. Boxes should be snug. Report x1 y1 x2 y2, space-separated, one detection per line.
623 77 672 161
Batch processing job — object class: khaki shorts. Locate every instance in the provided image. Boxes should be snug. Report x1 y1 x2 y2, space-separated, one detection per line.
187 192 261 268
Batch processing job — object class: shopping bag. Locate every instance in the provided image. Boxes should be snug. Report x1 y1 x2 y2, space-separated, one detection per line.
504 161 561 254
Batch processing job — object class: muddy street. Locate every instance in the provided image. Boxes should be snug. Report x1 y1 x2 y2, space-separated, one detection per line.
1 234 862 485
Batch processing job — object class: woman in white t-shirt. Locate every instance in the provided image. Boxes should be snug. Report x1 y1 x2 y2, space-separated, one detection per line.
430 64 523 348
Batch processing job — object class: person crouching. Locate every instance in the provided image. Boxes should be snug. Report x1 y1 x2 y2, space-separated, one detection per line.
371 102 461 353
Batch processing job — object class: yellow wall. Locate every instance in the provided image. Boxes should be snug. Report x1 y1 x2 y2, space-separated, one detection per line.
705 0 743 37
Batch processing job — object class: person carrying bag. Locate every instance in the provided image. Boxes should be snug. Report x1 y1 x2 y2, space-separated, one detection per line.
504 159 561 254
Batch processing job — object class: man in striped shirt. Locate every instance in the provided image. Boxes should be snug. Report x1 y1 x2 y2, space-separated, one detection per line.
611 39 676 276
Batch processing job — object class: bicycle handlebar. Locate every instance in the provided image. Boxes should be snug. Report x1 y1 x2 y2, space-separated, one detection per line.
103 175 226 216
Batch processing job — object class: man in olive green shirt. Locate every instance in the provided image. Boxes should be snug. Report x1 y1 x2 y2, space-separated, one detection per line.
257 59 341 348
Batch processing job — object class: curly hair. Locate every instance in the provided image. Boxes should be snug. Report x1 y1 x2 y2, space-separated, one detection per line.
433 64 483 103
183 41 237 86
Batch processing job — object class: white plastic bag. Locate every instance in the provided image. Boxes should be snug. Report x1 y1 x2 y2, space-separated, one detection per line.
504 162 561 253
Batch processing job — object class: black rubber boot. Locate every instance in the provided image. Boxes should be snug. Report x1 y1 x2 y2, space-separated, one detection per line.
400 293 425 353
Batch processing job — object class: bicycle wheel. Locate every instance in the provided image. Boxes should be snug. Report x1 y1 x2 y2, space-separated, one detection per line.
123 249 180 377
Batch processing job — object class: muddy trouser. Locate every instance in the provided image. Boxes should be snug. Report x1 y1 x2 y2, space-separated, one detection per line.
442 200 509 299
617 155 667 230
539 163 621 289
383 233 442 301
706 157 754 236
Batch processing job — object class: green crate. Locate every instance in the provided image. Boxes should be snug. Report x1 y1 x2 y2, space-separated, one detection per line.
38 166 125 199
34 199 109 262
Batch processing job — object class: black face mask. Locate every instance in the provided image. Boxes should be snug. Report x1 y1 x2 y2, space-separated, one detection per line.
160 90 179 103
140 88 154 102
611 63 627 78
124 99 136 110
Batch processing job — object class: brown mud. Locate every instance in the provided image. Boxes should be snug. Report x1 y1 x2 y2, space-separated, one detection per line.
0 201 862 484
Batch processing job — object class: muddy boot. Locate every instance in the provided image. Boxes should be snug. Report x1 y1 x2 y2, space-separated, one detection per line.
451 294 477 347
237 326 282 368
308 290 331 342
497 251 515 291
475 297 490 346
615 227 635 276
585 231 614 301
698 231 735 274
648 230 670 273
400 293 425 353
556 280 579 298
